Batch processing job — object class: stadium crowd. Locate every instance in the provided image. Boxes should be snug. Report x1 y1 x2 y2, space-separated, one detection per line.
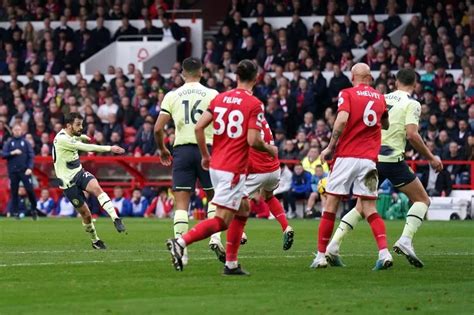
0 0 473 217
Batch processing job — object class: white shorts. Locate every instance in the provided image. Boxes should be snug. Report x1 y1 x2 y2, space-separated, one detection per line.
245 169 281 198
325 157 379 199
210 168 247 211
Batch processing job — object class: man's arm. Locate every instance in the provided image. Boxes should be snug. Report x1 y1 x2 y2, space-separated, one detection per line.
26 140 35 171
154 112 172 165
1 139 12 159
195 110 214 170
406 124 443 172
57 136 113 153
381 110 390 130
320 111 349 163
247 129 277 157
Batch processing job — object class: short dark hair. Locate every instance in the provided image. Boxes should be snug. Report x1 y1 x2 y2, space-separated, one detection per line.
235 59 258 83
396 68 416 86
182 57 202 76
64 112 84 125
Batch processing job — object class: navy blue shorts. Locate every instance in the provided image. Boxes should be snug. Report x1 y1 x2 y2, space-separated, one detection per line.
63 169 96 208
172 144 213 192
377 160 417 188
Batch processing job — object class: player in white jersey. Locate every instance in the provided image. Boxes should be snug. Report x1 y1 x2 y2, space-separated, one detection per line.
326 69 443 268
53 112 127 249
154 57 224 264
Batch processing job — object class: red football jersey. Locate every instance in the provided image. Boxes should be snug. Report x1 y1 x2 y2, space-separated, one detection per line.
247 117 280 174
208 88 263 174
334 84 387 161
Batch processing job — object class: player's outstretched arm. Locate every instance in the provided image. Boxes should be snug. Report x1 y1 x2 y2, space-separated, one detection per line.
154 113 172 166
406 124 443 172
58 137 124 154
195 110 213 170
320 111 349 163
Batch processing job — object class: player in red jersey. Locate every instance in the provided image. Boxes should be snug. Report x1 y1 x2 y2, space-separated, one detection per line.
243 115 294 250
166 60 277 275
310 63 392 270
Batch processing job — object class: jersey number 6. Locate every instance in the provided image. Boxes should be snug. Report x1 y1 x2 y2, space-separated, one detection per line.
363 100 377 127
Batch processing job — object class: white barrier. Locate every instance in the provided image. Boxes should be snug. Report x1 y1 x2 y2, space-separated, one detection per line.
80 39 177 74
0 70 463 87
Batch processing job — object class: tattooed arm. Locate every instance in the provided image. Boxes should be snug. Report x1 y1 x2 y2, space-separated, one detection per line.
320 111 349 163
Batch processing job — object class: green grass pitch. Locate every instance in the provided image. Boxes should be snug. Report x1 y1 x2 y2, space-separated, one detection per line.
0 218 473 314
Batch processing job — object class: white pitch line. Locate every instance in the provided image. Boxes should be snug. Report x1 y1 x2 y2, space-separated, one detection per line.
1 252 472 268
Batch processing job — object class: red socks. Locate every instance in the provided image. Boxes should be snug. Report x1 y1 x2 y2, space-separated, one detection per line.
182 217 227 246
225 215 248 262
318 211 336 253
367 213 387 250
266 196 288 231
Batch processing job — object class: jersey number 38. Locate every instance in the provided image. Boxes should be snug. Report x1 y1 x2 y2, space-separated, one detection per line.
214 107 244 138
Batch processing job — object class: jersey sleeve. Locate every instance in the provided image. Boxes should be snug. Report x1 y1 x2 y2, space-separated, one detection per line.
405 100 421 126
248 103 264 130
160 92 173 116
207 97 216 114
56 135 111 153
337 90 351 114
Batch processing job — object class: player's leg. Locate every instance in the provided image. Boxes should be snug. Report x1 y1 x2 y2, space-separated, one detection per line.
394 177 429 268
20 173 38 220
354 160 392 270
326 200 363 266
85 177 126 233
262 169 293 250
360 198 393 270
9 172 20 218
224 198 250 275
197 154 224 261
326 161 391 259
310 194 340 268
64 186 105 249
166 170 246 271
311 158 353 269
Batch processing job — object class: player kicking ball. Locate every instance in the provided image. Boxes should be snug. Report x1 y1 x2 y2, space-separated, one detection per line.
155 57 224 265
310 63 391 271
243 115 294 251
53 112 127 249
166 60 277 275
325 69 443 268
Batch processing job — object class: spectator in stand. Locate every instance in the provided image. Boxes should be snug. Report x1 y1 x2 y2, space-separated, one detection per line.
133 116 155 156
287 163 312 218
36 188 56 216
97 95 119 124
112 186 132 217
56 196 76 217
301 147 329 174
421 158 453 197
144 188 174 218
305 164 328 216
113 17 138 41
130 188 148 217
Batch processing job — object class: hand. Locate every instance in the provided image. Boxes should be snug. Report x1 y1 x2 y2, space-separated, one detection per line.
267 145 278 158
80 135 91 143
160 148 172 166
201 156 210 171
320 147 333 164
430 156 443 173
25 169 32 176
111 145 125 154
11 149 22 155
